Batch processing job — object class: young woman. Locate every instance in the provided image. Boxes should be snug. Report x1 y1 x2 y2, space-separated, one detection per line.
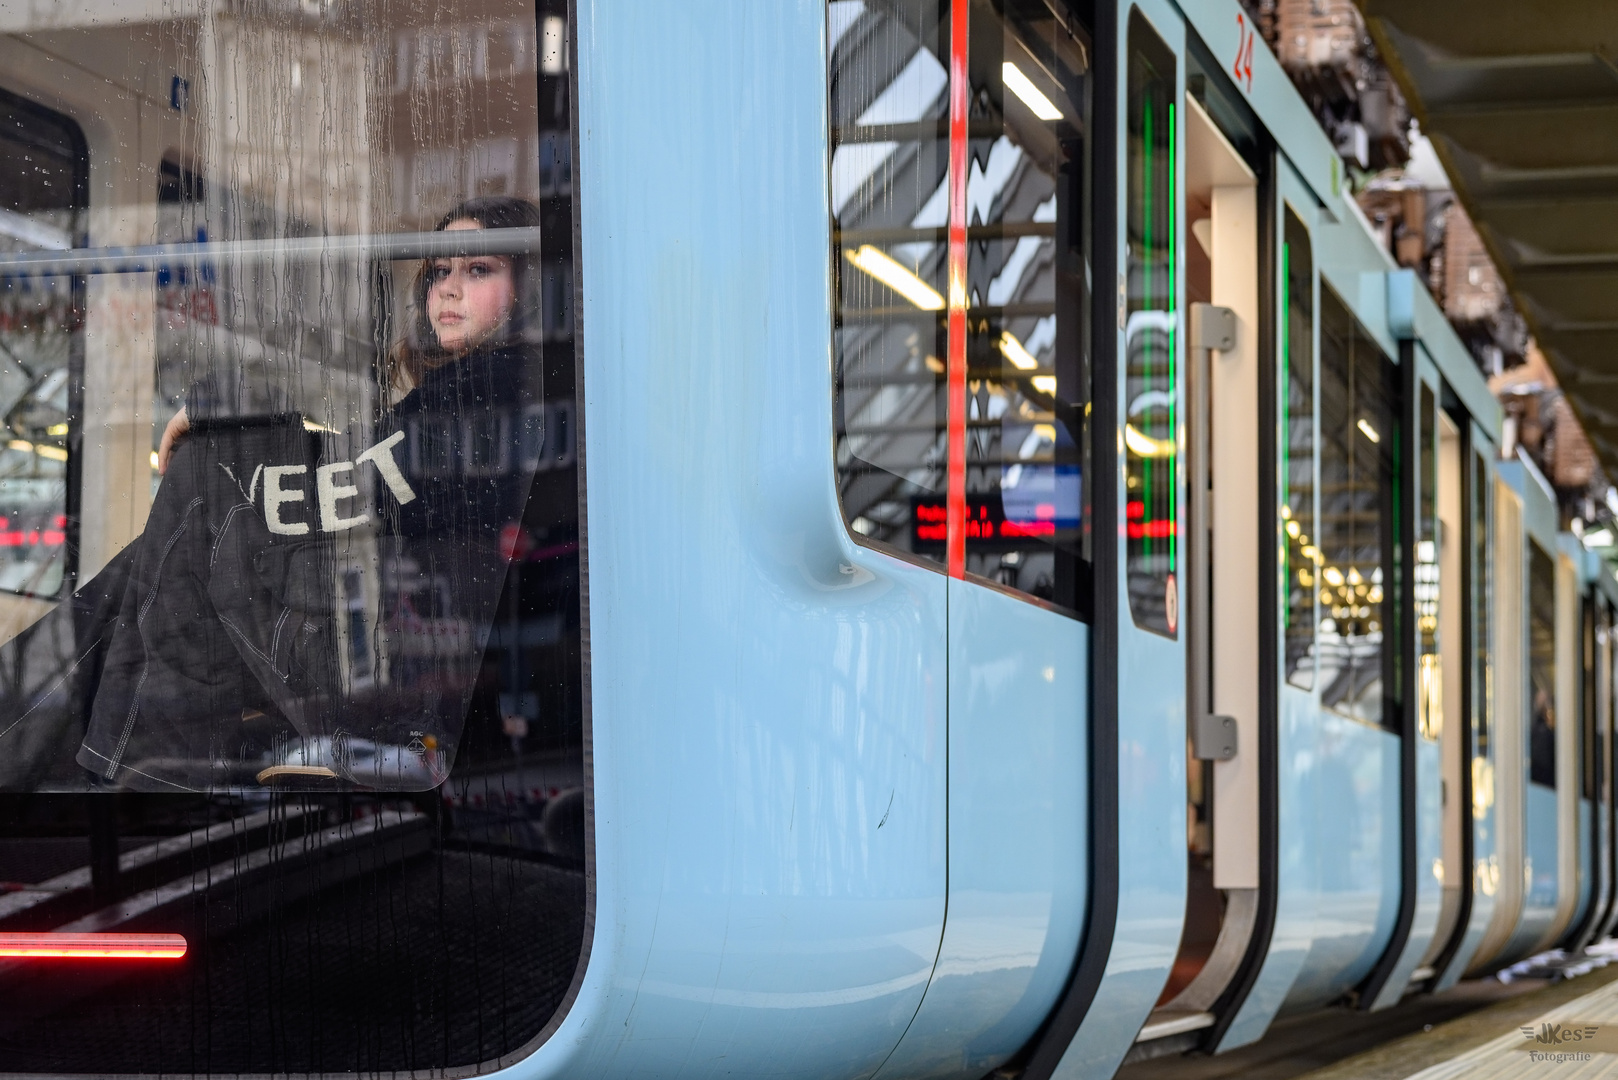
0 196 547 792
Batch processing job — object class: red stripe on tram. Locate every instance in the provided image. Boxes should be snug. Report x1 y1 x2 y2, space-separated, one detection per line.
945 0 970 580
0 932 188 959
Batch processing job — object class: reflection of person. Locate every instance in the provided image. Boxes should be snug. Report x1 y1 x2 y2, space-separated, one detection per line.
1530 684 1556 787
0 197 544 792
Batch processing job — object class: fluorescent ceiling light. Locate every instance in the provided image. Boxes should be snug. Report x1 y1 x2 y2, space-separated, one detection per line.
1003 62 1062 121
1032 375 1057 394
1357 418 1380 443
845 245 944 310
999 330 1039 370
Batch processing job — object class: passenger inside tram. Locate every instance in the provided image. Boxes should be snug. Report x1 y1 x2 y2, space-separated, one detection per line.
0 196 544 794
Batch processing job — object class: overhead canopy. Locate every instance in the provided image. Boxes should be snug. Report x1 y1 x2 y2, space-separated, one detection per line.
1356 2 1618 472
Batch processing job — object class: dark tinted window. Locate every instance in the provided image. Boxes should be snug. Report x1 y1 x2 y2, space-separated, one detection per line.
1530 542 1557 787
0 0 585 1071
1123 11 1178 636
1471 448 1491 758
1315 286 1398 727
829 0 1092 612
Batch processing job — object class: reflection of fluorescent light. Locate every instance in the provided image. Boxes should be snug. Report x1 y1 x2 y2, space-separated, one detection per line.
1286 519 1300 538
845 245 944 310
1124 423 1174 458
1032 375 1057 394
1323 566 1344 586
1002 62 1062 121
1584 529 1614 548
9 439 65 462
1357 418 1380 443
999 330 1038 370
150 451 161 471
47 423 67 437
302 418 339 433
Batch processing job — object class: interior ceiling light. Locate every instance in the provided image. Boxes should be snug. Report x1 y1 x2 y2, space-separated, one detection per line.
0 932 187 959
1002 62 1062 121
844 245 944 311
1357 418 1380 444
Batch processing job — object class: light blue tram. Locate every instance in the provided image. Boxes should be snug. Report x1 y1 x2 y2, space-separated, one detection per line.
0 0 1609 1078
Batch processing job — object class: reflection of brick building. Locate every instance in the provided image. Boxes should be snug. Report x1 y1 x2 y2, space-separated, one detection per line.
1243 0 1408 170
1492 345 1606 526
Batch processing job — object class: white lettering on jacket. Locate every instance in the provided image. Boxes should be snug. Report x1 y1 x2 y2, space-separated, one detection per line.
316 462 368 532
356 431 417 506
264 465 310 535
260 431 418 535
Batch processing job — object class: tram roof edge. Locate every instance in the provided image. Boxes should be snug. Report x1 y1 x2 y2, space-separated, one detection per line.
1176 0 1345 216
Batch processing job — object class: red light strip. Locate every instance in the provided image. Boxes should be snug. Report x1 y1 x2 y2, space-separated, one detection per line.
945 0 970 579
0 932 187 959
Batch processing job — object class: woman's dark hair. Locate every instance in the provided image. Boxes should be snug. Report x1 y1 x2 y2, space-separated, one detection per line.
388 195 543 390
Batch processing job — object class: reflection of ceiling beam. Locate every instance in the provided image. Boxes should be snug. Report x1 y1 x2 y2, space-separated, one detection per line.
1357 0 1618 483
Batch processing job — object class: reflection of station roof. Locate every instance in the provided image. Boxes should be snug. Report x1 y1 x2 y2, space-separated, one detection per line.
1356 3 1618 474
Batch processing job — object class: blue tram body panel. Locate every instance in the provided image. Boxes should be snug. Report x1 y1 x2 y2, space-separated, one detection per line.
875 583 1088 1080
529 1 955 1075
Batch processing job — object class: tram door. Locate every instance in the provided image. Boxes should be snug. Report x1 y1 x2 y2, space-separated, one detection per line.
1154 93 1260 1018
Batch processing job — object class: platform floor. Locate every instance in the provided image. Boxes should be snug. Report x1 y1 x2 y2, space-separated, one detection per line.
1118 961 1618 1080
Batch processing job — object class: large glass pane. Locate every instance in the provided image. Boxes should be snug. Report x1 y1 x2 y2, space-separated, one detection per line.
830 0 950 562
1124 11 1178 637
1283 208 1315 689
0 93 83 599
830 0 1092 612
1530 542 1557 787
1315 286 1398 727
0 0 585 1072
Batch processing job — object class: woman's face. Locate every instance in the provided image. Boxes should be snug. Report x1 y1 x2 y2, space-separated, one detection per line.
426 219 516 353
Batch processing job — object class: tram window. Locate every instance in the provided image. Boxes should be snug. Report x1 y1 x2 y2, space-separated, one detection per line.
1529 541 1557 787
1283 209 1315 689
1124 11 1177 636
1417 382 1439 738
0 0 586 1073
1585 595 1597 800
1472 448 1491 758
1315 286 1398 728
829 0 1093 613
0 92 84 599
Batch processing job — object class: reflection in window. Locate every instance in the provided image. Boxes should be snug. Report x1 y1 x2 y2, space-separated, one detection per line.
1315 286 1398 727
0 93 83 598
1529 542 1557 787
1124 12 1178 636
829 0 1092 613
1472 448 1492 758
1283 210 1315 688
1417 383 1439 739
0 0 586 1072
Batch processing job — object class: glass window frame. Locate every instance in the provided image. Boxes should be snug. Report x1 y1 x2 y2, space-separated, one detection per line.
827 0 1096 620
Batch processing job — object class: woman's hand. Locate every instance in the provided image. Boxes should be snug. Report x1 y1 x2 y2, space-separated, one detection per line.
157 406 189 475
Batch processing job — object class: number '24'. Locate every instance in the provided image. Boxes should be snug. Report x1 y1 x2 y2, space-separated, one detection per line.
1233 13 1255 93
